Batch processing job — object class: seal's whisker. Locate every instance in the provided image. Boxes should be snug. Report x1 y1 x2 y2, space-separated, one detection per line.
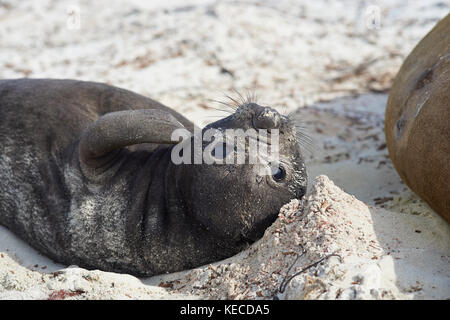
295 130 314 144
224 93 241 109
208 99 237 111
294 124 317 156
294 123 312 133
295 125 313 138
216 91 240 110
286 111 294 119
297 139 316 156
202 105 233 114
252 91 258 104
251 90 258 104
245 89 252 104
232 88 246 105
298 142 315 155
294 123 309 129
296 131 314 144
295 129 311 136
299 145 315 157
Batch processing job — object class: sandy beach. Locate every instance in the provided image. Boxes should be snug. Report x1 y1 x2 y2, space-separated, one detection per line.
0 0 449 299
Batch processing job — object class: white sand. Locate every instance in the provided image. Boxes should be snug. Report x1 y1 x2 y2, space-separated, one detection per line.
0 0 449 299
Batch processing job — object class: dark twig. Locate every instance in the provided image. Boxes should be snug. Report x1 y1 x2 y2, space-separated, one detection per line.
278 248 342 294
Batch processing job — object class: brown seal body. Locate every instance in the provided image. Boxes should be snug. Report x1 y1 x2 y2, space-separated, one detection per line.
385 14 450 222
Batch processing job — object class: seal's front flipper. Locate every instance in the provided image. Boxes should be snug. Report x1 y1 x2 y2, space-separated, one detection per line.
79 109 184 170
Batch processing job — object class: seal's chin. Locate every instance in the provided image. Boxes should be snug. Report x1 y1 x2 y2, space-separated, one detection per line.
296 185 307 200
238 213 279 244
238 231 260 244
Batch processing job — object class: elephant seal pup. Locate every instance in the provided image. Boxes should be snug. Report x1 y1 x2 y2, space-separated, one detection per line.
0 79 307 276
385 14 450 222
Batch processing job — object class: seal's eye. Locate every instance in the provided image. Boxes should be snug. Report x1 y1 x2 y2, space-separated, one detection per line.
271 165 286 182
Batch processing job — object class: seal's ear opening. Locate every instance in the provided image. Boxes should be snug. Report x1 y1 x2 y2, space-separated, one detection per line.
79 109 185 169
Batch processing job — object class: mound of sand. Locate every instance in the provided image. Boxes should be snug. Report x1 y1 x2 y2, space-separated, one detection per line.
150 175 391 300
1 175 448 300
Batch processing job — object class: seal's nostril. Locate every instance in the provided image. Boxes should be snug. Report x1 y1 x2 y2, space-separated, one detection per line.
254 107 281 129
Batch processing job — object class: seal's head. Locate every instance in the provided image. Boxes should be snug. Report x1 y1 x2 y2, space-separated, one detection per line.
178 102 307 245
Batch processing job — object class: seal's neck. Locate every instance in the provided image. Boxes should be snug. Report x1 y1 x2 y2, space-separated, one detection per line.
139 148 241 274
